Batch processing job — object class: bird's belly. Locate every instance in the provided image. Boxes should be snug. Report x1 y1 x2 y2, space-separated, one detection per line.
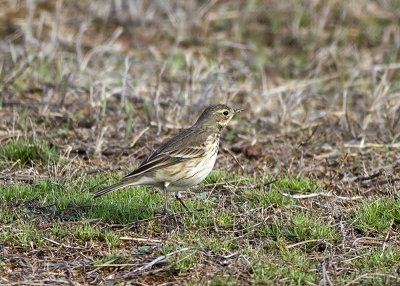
169 151 218 190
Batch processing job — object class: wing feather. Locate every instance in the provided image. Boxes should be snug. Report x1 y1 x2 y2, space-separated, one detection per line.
123 127 214 180
124 146 207 179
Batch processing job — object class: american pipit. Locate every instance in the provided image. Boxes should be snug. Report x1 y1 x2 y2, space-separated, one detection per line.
92 104 242 213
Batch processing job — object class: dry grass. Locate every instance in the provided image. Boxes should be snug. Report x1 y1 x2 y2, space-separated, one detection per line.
1 0 400 285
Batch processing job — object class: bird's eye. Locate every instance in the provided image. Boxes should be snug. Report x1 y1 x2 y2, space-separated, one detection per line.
223 111 229 116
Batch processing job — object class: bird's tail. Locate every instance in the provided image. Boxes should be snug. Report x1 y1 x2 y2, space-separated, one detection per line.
92 180 133 198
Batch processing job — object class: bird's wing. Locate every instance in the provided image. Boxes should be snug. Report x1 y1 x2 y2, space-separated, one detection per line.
124 128 210 180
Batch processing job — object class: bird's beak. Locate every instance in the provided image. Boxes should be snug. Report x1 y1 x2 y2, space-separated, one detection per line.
234 108 243 114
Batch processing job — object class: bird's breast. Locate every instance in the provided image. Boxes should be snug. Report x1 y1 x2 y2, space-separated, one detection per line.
168 136 219 189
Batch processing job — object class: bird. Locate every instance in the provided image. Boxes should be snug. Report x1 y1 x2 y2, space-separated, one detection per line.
92 104 242 213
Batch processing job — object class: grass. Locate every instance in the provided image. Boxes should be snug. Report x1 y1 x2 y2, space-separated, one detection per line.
351 247 400 272
0 173 398 284
0 176 159 224
93 252 130 266
251 254 317 285
353 199 400 234
269 212 338 243
0 139 59 166
250 246 322 284
0 175 335 277
273 177 322 193
243 187 295 208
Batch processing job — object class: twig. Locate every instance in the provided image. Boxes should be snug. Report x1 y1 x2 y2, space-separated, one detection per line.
222 147 244 172
354 171 382 182
149 121 190 130
264 74 339 96
43 237 61 246
87 259 118 274
80 27 123 71
364 62 400 71
381 220 393 257
127 247 193 275
286 239 325 249
264 179 278 188
94 263 138 267
221 251 238 259
319 258 334 286
120 236 161 243
121 56 131 107
344 142 400 149
2 281 70 286
0 173 50 182
299 126 319 147
130 127 150 148
352 237 383 246
0 54 36 92
278 190 363 200
344 273 399 286
203 178 251 187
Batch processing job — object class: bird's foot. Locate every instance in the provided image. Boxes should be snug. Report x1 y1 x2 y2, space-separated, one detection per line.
175 192 193 215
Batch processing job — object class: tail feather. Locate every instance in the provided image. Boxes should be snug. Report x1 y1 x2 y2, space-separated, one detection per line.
92 180 132 198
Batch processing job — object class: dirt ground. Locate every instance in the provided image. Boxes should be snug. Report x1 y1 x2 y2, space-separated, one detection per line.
1 1 400 285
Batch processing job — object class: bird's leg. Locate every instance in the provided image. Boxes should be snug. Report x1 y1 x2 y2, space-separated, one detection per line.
163 182 169 214
175 192 192 214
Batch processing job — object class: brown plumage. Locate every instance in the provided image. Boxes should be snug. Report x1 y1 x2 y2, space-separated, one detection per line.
92 104 242 212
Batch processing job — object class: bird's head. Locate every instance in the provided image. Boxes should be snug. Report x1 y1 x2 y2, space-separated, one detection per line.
196 104 242 130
